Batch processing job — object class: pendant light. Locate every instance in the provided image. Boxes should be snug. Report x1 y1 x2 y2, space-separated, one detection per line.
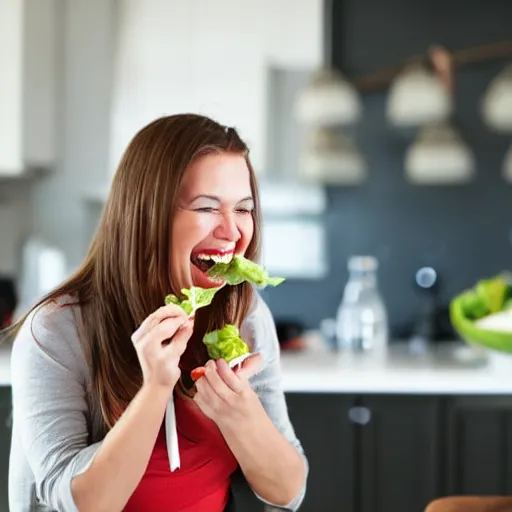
482 64 512 134
293 0 361 127
299 126 366 185
294 67 361 126
503 143 512 183
387 62 452 127
404 122 475 185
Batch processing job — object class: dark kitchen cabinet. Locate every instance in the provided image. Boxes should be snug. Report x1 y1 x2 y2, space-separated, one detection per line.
359 395 441 512
287 393 355 511
232 391 512 512
286 393 440 512
445 396 512 497
0 387 11 511
277 393 512 512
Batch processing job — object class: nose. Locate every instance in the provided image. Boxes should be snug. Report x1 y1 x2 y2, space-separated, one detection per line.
214 211 241 242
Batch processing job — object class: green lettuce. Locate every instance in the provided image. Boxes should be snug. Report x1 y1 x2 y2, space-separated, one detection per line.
164 256 284 362
202 324 250 362
450 274 512 353
208 254 285 288
164 285 223 315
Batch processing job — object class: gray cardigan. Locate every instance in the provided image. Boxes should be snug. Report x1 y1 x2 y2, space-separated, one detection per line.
9 294 308 511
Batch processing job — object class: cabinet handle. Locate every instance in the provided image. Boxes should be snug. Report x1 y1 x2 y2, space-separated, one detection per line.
348 406 372 425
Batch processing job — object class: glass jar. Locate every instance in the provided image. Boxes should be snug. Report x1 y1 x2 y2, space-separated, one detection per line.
336 256 389 352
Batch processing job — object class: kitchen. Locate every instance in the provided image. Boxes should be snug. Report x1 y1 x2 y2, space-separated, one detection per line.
2 0 512 511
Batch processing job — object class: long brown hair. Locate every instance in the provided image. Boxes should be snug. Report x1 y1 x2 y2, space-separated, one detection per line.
7 114 262 429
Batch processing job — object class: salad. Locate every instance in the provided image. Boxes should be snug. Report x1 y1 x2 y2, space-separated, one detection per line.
450 273 512 353
164 255 285 378
207 254 285 288
202 324 250 362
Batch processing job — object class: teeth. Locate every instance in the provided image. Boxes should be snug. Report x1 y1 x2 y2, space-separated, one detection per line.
211 254 233 263
196 253 233 264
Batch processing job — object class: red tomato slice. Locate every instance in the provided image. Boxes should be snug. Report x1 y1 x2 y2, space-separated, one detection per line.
191 367 206 381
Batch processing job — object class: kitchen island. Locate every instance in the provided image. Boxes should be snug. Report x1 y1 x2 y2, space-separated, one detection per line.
1 341 511 512
275 341 512 512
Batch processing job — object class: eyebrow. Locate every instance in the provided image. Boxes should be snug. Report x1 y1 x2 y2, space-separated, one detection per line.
188 194 254 205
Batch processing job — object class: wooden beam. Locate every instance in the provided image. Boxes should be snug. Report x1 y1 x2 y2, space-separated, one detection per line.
353 40 512 92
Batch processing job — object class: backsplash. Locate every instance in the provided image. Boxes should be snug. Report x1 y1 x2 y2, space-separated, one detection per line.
264 0 512 334
2 0 510 340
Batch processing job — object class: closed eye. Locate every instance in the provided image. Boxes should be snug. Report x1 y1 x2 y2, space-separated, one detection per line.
195 207 218 213
235 208 253 214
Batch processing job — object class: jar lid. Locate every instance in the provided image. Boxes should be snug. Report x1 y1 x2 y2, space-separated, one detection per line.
348 255 378 272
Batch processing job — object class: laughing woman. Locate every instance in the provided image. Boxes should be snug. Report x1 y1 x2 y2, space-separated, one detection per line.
8 114 308 512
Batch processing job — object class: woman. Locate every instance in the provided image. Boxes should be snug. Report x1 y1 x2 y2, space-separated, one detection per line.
8 114 308 511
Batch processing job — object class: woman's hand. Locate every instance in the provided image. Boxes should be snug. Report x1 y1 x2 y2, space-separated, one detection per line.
131 304 194 393
193 354 306 507
193 354 263 427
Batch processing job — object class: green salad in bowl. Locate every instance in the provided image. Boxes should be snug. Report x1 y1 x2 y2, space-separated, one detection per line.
164 255 284 377
450 273 512 353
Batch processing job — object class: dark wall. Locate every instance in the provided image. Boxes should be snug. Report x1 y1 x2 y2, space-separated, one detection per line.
264 0 512 336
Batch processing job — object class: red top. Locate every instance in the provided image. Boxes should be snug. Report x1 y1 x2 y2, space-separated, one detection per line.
123 396 238 512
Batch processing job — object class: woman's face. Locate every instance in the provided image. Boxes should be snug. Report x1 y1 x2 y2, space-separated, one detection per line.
171 152 255 290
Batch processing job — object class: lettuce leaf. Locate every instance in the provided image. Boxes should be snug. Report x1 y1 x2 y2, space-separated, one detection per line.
202 324 250 362
476 276 508 315
164 256 284 356
164 285 223 315
208 254 285 288
454 275 508 321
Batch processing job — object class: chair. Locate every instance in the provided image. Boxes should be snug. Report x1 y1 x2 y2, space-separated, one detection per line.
425 496 512 512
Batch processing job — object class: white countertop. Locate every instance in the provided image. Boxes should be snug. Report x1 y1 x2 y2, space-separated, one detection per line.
0 340 511 395
279 341 512 395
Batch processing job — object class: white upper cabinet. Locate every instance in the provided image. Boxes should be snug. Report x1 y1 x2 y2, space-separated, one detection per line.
0 0 57 176
109 0 323 177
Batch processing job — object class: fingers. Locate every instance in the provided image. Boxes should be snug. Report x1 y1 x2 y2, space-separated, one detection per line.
194 374 219 416
131 304 187 343
203 360 238 400
192 383 214 419
135 315 190 353
194 357 261 423
164 318 194 357
215 359 245 394
197 354 262 396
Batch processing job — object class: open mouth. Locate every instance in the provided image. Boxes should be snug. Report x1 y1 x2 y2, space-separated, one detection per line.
190 251 234 274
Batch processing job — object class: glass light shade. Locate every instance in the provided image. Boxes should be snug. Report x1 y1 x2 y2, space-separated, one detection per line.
294 68 361 126
405 123 475 184
387 64 452 127
299 126 366 185
503 143 512 183
482 64 512 134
